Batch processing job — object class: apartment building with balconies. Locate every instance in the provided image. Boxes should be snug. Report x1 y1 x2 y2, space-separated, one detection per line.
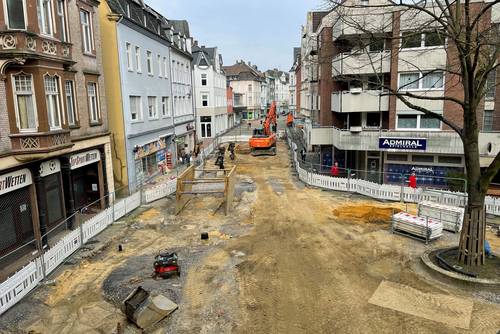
298 0 500 187
0 0 114 265
224 61 266 120
192 44 228 140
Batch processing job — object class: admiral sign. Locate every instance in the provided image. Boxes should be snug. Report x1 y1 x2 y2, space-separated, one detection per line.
379 137 427 151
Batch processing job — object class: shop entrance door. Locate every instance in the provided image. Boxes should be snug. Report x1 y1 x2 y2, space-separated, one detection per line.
0 187 33 256
367 157 381 183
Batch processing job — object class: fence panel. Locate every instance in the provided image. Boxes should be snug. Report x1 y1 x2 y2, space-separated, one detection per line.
43 229 82 276
113 199 126 220
0 260 40 315
125 192 141 214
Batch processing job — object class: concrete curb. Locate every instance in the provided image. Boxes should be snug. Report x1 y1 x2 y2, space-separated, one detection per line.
420 249 500 286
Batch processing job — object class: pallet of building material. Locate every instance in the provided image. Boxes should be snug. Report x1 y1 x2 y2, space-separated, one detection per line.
392 212 443 241
418 201 464 233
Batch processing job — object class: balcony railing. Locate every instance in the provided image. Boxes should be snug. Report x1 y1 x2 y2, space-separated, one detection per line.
332 90 389 113
0 31 72 61
332 51 390 76
10 130 72 154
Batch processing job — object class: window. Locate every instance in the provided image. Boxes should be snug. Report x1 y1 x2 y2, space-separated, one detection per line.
80 9 93 53
163 57 168 79
397 114 418 128
45 173 64 225
135 46 141 72
147 96 158 119
44 76 62 130
397 114 441 129
129 96 142 121
201 94 208 107
420 115 441 129
201 74 207 86
438 156 462 164
161 97 169 117
65 80 77 126
366 112 380 128
387 154 408 161
200 116 212 138
56 0 68 42
424 30 445 47
368 37 385 52
6 0 26 29
248 84 252 92
399 72 444 90
402 31 445 48
13 74 37 131
157 55 162 77
146 51 153 75
412 155 434 163
483 110 494 131
399 73 420 90
87 82 99 123
38 0 54 35
126 43 133 71
486 70 496 100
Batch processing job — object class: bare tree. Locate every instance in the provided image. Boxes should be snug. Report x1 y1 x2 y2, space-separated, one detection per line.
325 0 499 265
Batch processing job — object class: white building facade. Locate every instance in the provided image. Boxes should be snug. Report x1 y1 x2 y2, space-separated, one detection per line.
192 45 228 140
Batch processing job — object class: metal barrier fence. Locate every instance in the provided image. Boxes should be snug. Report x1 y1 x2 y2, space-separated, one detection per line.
286 130 500 215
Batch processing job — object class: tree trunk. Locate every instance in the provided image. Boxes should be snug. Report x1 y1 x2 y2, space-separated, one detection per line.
458 136 486 266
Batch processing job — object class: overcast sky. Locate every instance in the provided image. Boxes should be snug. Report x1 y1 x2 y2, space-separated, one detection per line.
144 0 323 72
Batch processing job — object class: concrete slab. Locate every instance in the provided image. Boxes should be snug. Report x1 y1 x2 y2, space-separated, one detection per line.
368 280 473 329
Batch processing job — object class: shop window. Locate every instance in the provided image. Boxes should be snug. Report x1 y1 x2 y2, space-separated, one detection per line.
387 154 408 162
65 80 77 126
6 0 26 30
87 82 100 123
44 75 62 130
13 74 37 131
200 116 212 138
142 154 157 178
80 9 93 53
130 96 142 121
438 156 462 164
44 173 64 226
38 0 54 35
483 110 494 131
148 96 158 119
0 187 33 255
72 164 100 210
412 155 434 163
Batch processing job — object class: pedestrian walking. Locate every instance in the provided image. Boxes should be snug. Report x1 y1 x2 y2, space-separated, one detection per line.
330 162 339 177
300 149 306 162
409 172 417 188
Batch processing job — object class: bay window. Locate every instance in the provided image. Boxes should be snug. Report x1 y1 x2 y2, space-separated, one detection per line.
13 74 37 131
6 0 26 30
44 76 62 130
87 82 100 123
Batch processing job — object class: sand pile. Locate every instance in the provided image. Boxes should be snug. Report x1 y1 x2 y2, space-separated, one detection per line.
332 204 401 224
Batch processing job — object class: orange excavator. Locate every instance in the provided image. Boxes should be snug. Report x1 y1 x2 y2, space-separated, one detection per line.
249 101 277 156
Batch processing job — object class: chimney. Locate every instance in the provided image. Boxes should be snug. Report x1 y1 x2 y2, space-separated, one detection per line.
193 40 198 46
248 61 252 66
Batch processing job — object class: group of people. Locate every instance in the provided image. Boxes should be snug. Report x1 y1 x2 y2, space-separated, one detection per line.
215 142 236 170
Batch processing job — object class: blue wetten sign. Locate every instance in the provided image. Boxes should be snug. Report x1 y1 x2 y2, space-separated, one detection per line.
379 137 427 151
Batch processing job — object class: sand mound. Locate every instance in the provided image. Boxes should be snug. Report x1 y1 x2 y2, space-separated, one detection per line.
332 204 401 224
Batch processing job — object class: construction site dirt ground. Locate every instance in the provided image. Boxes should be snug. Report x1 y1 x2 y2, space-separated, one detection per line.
2 140 500 334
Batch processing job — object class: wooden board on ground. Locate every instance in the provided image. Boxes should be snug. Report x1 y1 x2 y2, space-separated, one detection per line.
368 280 473 329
